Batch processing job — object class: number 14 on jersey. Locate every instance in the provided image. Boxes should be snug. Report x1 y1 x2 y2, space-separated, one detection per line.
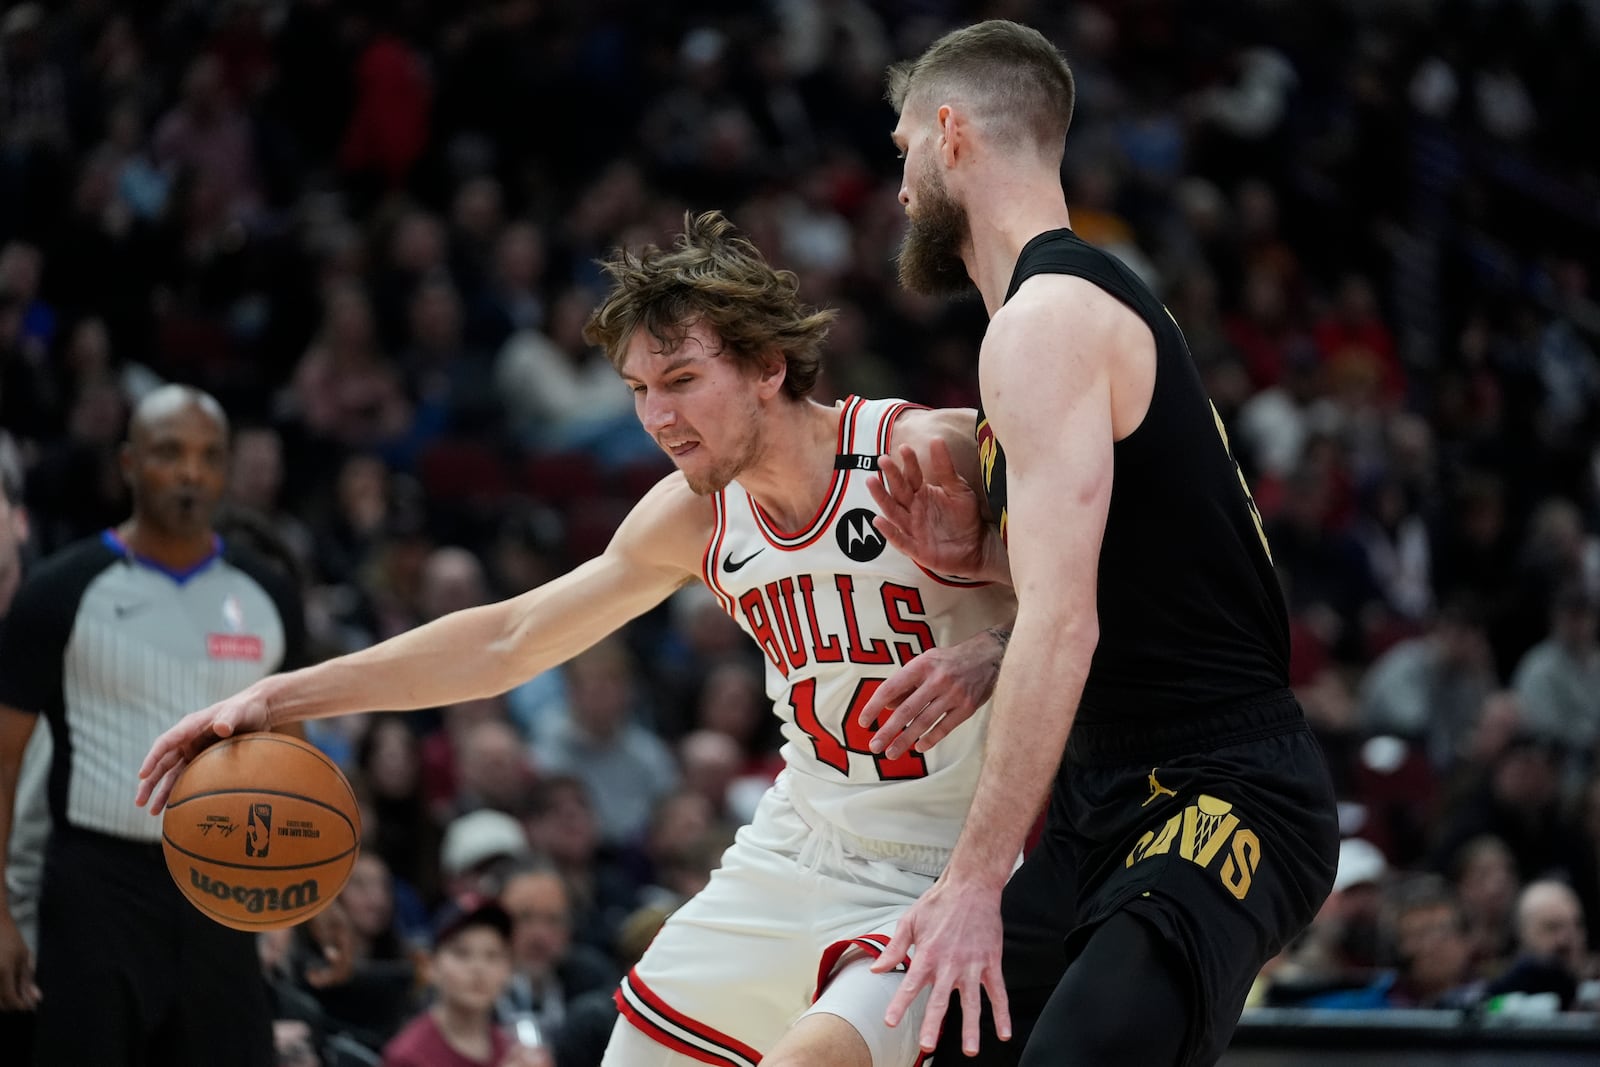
787 677 929 781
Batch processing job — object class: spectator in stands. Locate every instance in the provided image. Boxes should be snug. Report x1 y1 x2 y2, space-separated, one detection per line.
1361 598 1498 769
1306 875 1482 1010
289 284 411 452
537 639 678 847
1494 499 1598 678
439 809 531 900
420 697 507 822
451 718 537 818
306 853 422 1052
493 858 618 1050
1350 475 1434 625
380 895 548 1067
493 286 652 466
522 775 638 956
0 4 70 238
227 423 314 573
355 713 442 911
1484 880 1595 1011
466 221 546 354
676 728 745 823
1512 585 1600 771
152 54 261 224
1261 837 1388 1005
1432 733 1575 885
1449 835 1520 976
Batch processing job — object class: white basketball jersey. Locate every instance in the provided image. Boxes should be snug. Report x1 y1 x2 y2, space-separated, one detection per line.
702 397 1013 849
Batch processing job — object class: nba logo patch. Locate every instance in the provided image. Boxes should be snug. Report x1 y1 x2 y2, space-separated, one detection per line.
245 803 272 858
222 595 245 632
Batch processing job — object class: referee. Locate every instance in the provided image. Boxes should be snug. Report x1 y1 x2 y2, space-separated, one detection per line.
0 385 306 1067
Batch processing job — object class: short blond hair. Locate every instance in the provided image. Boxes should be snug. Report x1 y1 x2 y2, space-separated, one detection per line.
887 20 1075 155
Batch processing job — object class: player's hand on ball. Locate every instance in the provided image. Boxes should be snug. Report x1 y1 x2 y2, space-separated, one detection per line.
136 683 274 814
870 439 1000 583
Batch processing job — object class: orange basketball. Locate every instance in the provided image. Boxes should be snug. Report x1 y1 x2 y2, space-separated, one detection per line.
162 732 361 931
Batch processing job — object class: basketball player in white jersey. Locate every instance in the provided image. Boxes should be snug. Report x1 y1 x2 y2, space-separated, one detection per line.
138 211 1016 1067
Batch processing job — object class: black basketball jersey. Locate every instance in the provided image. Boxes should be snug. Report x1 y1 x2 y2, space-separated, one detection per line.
977 229 1289 724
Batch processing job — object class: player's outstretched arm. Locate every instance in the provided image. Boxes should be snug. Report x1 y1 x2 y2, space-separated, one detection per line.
869 409 1009 585
138 475 709 813
876 278 1130 1054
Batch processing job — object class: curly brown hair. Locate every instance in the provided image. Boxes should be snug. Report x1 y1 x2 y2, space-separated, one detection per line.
584 211 836 400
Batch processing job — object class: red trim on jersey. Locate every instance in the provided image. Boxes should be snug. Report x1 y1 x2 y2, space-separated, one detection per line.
616 995 742 1066
875 400 926 458
618 969 763 1066
812 932 903 1003
703 491 737 616
749 396 863 549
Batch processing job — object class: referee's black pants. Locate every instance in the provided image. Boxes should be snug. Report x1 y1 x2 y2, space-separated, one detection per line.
33 827 272 1067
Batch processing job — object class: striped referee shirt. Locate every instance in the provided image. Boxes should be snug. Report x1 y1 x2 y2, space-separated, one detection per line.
0 530 305 842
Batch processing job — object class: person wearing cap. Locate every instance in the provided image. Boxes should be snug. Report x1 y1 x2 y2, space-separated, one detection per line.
381 896 549 1067
1305 874 1482 1010
1256 837 1389 1005
439 808 533 898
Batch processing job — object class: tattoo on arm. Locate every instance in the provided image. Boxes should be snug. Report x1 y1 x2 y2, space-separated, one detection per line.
986 627 1012 654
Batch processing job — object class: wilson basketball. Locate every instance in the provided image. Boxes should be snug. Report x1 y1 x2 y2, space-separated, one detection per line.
162 732 361 931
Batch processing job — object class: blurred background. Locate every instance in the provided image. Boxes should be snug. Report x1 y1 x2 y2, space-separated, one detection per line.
1 0 1599 1063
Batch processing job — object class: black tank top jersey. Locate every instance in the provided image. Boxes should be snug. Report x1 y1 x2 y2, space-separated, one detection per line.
977 229 1290 725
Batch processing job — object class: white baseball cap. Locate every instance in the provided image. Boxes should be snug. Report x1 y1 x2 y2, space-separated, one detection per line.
440 809 529 877
1333 837 1388 894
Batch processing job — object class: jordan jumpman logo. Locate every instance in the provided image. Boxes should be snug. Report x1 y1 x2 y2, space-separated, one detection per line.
1143 768 1177 807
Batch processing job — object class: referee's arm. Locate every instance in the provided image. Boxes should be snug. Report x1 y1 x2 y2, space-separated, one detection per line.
0 554 68 1014
0 702 40 1011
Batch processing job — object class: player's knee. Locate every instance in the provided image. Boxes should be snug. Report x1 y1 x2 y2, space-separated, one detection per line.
763 1012 874 1067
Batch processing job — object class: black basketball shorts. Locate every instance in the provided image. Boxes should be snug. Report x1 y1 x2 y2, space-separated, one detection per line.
938 694 1340 1067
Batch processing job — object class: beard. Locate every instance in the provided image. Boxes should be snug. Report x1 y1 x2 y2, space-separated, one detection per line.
896 168 974 297
677 398 765 496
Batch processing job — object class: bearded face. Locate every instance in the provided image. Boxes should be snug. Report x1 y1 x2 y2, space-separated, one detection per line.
896 163 973 297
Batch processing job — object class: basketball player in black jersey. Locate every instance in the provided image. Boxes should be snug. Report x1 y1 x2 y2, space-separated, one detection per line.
861 20 1340 1067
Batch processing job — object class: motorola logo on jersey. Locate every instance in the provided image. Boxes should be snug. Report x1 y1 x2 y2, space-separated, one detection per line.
835 508 886 563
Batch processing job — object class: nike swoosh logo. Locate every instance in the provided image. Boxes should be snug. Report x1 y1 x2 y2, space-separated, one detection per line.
723 548 765 573
114 602 148 619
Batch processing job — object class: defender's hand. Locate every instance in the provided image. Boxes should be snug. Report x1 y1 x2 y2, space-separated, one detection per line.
137 685 275 814
859 629 1007 759
869 440 999 582
874 875 1010 1056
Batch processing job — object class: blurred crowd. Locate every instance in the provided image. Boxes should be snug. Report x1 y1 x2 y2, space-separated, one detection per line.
1 0 1599 1062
